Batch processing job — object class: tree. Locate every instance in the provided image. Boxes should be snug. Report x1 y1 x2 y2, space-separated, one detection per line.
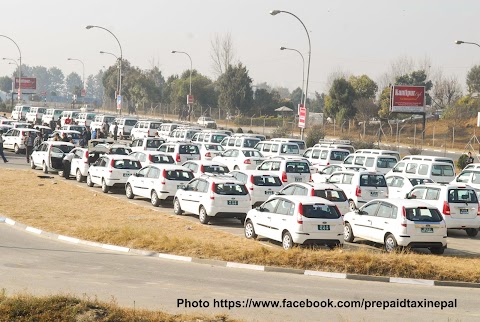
210 33 236 78
354 98 379 125
324 78 356 123
349 75 378 99
47 67 65 96
378 87 391 118
0 76 12 93
86 70 105 103
466 65 480 94
65 72 82 97
395 70 433 105
432 73 462 110
310 92 325 113
272 87 290 99
442 96 476 128
290 87 303 107
253 88 279 116
217 63 253 115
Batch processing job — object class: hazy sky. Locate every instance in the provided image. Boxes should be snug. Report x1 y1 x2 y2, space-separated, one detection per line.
1 0 479 95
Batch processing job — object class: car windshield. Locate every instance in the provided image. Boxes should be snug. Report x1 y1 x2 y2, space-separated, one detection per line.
214 183 248 195
409 178 434 186
302 204 341 219
204 165 229 174
360 174 387 187
377 157 398 168
147 139 164 149
448 189 478 203
151 155 174 164
51 145 74 153
330 151 349 161
113 159 141 170
205 144 223 151
243 150 263 157
286 161 310 173
165 170 194 181
109 148 131 155
253 175 282 186
244 138 260 148
431 164 454 176
405 207 443 222
211 135 227 143
150 122 162 129
281 144 299 154
179 145 199 154
313 189 347 202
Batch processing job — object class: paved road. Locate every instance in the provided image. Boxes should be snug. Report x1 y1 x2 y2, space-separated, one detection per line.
0 224 479 322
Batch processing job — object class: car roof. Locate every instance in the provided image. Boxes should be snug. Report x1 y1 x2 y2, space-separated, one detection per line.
372 198 440 208
47 141 75 146
145 164 190 171
270 195 335 206
103 155 137 160
231 170 281 177
184 160 227 166
413 183 474 189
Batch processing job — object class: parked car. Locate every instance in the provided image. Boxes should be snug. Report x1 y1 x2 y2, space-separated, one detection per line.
182 160 230 177
41 108 64 125
387 160 455 184
450 169 480 189
69 146 106 182
11 105 30 121
167 127 202 143
191 131 229 144
270 138 307 154
75 112 96 127
126 164 194 206
50 130 82 145
129 151 175 167
30 141 75 173
220 135 261 149
302 147 350 170
173 174 251 224
95 143 132 155
59 110 80 127
157 142 201 164
343 154 398 174
1 128 39 153
354 149 400 161
385 174 434 199
60 125 86 133
254 140 301 158
229 170 284 208
245 195 344 250
212 148 265 171
197 116 217 128
130 119 163 140
197 143 224 160
312 164 367 183
343 199 447 254
25 107 47 124
89 114 117 132
406 184 480 237
256 158 311 184
130 138 166 152
157 123 181 139
109 117 138 139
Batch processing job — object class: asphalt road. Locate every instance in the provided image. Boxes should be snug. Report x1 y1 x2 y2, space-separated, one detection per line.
0 224 479 322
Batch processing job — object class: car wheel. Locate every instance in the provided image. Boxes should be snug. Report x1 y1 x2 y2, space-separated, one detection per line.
42 162 48 174
234 165 239 170
76 169 85 182
282 231 294 250
466 228 478 237
344 223 355 242
244 220 257 239
101 179 109 193
348 200 356 211
125 184 134 199
429 247 445 255
30 159 36 169
384 233 398 253
173 198 183 215
151 190 160 207
199 206 210 224
86 174 94 187
14 144 20 154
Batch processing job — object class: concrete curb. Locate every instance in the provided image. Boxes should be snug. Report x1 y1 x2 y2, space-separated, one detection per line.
2 216 479 289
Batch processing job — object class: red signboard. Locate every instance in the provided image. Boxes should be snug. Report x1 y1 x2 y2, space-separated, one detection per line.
298 104 306 128
14 77 37 90
81 88 86 97
187 94 194 105
390 85 425 113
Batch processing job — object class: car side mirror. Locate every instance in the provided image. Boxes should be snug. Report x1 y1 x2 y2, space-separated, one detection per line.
133 173 138 177
256 206 264 212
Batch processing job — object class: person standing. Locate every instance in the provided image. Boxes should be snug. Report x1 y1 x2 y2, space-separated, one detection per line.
62 151 74 179
0 130 8 163
113 122 118 141
467 152 475 164
24 132 34 163
34 132 42 150
64 116 71 125
91 128 97 140
49 119 56 131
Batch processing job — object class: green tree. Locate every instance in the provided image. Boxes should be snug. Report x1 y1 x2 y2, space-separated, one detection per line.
0 76 12 92
65 72 82 97
217 63 253 115
310 91 325 113
466 65 480 94
290 87 303 107
47 67 65 96
349 75 378 99
324 78 356 122
378 87 391 118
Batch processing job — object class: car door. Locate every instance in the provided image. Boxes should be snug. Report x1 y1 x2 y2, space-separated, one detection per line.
69 148 82 174
369 202 397 242
254 198 280 239
177 179 198 213
188 179 208 214
90 157 107 185
353 201 380 239
131 166 151 198
291 185 308 196
270 198 295 242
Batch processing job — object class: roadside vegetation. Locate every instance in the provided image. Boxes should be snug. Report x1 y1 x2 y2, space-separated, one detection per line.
1 169 480 283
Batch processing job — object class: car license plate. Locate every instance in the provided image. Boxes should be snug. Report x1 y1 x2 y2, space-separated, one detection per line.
186 157 194 160
123 173 131 177
295 177 302 182
227 200 238 206
460 208 469 215
265 190 274 195
421 227 434 233
370 191 378 197
318 225 330 231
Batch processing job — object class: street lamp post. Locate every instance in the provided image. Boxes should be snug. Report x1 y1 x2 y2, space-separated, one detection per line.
455 40 480 48
0 35 22 103
172 50 193 121
270 10 311 140
2 58 19 108
86 25 123 114
100 50 120 109
67 58 85 96
280 46 305 104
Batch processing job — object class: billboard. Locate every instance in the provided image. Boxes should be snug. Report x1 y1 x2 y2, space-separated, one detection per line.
390 85 425 113
298 104 306 128
14 77 37 90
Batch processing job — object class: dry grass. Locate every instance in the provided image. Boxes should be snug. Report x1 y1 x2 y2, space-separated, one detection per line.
1 169 480 283
0 291 234 322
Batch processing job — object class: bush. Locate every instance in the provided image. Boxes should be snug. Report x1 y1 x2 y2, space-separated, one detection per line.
408 147 423 155
236 127 243 133
228 128 234 133
457 154 469 170
352 141 376 150
305 125 325 148
271 126 290 138
247 130 253 134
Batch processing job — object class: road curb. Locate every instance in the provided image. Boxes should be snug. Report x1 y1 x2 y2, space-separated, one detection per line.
2 216 480 289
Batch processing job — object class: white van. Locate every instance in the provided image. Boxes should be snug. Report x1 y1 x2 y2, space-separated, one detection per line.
167 128 201 143
387 160 455 184
60 111 80 126
25 107 47 124
110 117 138 139
254 140 301 158
89 114 117 131
343 154 398 174
191 131 229 144
315 139 355 154
11 105 30 121
354 149 400 161
302 147 350 169
401 155 455 167
130 120 163 140
76 112 96 127
157 123 181 139
42 108 64 125
271 138 307 154
220 136 261 149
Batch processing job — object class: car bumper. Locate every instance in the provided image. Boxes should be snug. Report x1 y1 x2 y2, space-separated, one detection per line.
292 231 344 246
444 217 480 229
396 236 447 247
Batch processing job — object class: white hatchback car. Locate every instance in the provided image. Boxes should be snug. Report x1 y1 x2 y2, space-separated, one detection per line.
312 164 367 183
343 199 447 254
245 195 344 250
69 147 106 182
229 170 284 208
30 141 75 173
173 174 251 224
129 151 174 167
1 128 39 153
130 138 166 152
212 148 265 171
385 174 434 199
86 155 142 193
197 143 224 160
157 142 201 165
256 158 311 184
182 160 230 177
406 184 480 237
126 164 194 206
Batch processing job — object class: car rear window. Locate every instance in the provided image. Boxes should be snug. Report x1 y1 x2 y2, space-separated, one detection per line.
286 161 310 173
281 144 299 154
152 155 174 164
179 145 199 154
431 164 454 176
302 204 341 219
113 159 141 170
149 122 162 129
52 145 74 153
147 139 164 149
204 165 229 174
243 150 263 157
360 174 387 187
214 183 248 195
314 189 347 202
205 144 223 151
109 148 131 155
405 207 443 222
165 170 194 181
408 178 433 186
211 135 227 143
291 141 305 150
330 151 349 161
377 157 397 168
448 189 478 203
244 138 260 148
125 120 137 126
253 175 282 186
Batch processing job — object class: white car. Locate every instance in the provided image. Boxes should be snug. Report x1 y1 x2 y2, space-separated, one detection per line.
385 174 434 199
50 130 82 145
197 116 217 128
256 158 311 184
95 143 132 155
25 107 47 124
198 143 224 160
343 199 447 254
1 128 39 153
157 142 201 164
173 174 251 224
245 195 344 250
86 155 142 193
406 184 480 237
451 169 480 189
302 147 350 169
69 147 106 182
230 170 284 207
126 164 194 206
327 171 388 210
212 148 265 171
182 160 230 177
30 141 75 173
129 151 174 167
312 164 367 183
130 138 166 152
60 125 86 133
277 182 349 215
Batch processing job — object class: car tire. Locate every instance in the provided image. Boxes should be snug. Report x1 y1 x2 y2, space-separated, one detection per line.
125 184 134 199
466 228 478 237
244 220 257 239
384 233 398 253
282 231 294 250
344 223 355 243
151 190 160 207
348 200 356 211
429 247 445 255
42 162 48 174
86 174 94 187
30 159 36 169
173 198 183 215
14 144 20 154
76 169 85 182
101 179 109 193
199 206 210 224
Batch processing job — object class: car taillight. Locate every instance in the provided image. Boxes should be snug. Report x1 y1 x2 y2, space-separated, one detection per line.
249 175 254 190
205 152 211 158
326 162 330 166
84 151 89 164
244 159 251 164
355 186 361 197
477 204 480 216
175 153 181 162
109 159 115 173
200 165 205 173
161 169 166 184
281 171 287 183
443 201 451 215
401 206 407 228
297 203 303 224
310 188 315 196
148 154 154 162
210 182 215 199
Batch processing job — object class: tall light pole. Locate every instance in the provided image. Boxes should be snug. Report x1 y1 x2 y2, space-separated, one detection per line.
86 25 123 114
270 10 311 139
0 35 22 103
172 50 193 121
100 50 120 106
67 58 85 95
2 58 19 109
280 46 305 104
455 40 480 48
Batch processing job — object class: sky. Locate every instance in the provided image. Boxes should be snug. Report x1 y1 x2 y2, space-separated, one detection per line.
1 0 480 95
